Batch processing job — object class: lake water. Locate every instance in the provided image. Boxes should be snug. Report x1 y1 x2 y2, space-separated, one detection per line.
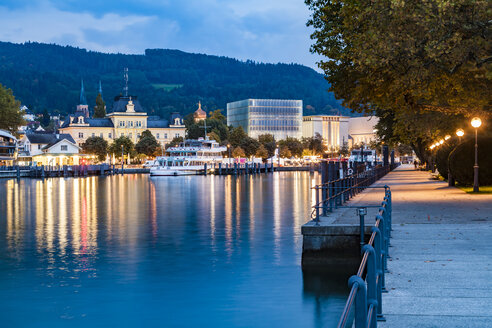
0 173 349 327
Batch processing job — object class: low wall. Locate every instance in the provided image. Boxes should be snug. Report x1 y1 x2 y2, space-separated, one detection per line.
301 223 372 269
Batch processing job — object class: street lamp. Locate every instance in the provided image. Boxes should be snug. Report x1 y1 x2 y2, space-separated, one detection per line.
227 144 231 167
444 135 451 140
456 129 464 143
471 117 482 192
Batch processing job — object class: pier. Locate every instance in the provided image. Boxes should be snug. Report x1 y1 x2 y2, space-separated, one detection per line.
0 164 149 178
304 164 492 327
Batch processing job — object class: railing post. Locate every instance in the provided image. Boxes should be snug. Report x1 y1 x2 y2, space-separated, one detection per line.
371 226 386 321
348 276 367 328
362 245 378 328
315 186 320 224
376 213 389 274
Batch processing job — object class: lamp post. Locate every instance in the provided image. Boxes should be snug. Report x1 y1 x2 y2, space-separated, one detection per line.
471 117 482 192
456 128 464 144
121 144 124 173
227 144 231 167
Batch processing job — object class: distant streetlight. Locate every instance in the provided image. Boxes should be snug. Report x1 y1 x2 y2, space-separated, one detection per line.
444 135 451 140
471 117 482 192
456 129 465 143
439 139 444 145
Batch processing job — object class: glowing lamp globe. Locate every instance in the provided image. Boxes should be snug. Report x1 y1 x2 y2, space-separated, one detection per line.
439 140 444 145
471 117 482 128
444 135 451 140
456 129 464 137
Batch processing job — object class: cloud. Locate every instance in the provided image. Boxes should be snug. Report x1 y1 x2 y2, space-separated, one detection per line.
0 0 322 69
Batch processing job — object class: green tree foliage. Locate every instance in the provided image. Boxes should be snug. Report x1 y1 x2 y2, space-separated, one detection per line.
229 126 248 147
279 146 292 158
0 42 346 118
185 109 229 142
258 134 277 157
166 136 183 148
306 0 491 115
94 93 106 118
302 133 326 155
449 136 492 185
109 136 135 158
374 108 463 163
278 137 303 157
240 137 260 157
207 131 221 143
135 130 160 156
255 144 269 160
82 136 108 162
435 138 459 179
306 0 491 163
0 83 24 133
232 146 246 158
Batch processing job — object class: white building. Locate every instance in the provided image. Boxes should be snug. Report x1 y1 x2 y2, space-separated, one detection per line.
18 132 84 166
348 116 378 146
302 115 349 150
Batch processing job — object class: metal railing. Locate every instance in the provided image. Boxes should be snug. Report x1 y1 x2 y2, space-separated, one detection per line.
336 186 392 328
311 164 398 221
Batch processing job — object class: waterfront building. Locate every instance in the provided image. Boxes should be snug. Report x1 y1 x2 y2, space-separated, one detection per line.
227 99 302 140
348 116 378 146
0 130 17 165
60 95 186 147
17 132 85 166
302 115 349 150
193 101 207 122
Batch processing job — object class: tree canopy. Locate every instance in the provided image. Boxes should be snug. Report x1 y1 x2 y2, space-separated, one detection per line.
135 130 160 156
0 83 24 133
82 136 108 161
306 0 491 116
109 136 135 158
94 93 106 118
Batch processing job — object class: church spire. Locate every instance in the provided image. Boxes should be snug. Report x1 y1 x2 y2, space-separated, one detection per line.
80 79 87 105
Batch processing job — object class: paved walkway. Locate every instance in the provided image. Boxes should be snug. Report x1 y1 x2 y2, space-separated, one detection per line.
374 165 492 327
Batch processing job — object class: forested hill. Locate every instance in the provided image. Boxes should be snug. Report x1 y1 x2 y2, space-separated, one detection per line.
0 41 351 118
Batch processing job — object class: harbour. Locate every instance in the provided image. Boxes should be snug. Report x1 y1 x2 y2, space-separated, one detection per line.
0 172 351 327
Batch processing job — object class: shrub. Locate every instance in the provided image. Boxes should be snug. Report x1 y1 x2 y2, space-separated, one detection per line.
448 136 492 186
435 139 458 179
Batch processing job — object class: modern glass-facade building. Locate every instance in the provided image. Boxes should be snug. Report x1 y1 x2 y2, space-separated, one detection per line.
227 99 303 140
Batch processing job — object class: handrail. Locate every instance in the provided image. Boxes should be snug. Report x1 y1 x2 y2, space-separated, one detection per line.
336 187 392 328
311 163 399 221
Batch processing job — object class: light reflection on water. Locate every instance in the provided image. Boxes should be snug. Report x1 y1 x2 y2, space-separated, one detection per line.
0 172 348 327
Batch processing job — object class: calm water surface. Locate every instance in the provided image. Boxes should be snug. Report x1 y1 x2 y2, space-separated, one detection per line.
0 173 348 327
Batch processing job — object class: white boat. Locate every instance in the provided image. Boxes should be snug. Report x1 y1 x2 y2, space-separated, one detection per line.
150 137 227 176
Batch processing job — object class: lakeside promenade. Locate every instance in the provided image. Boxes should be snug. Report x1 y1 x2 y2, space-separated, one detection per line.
360 165 492 327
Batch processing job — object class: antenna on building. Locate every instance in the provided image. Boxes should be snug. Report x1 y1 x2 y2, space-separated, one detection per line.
123 68 129 97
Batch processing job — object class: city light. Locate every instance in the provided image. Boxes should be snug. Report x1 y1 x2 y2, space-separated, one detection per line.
439 140 444 145
456 129 465 137
471 117 482 128
444 135 451 140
